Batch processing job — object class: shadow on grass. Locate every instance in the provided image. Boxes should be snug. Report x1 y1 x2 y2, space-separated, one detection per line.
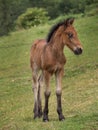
24 116 60 122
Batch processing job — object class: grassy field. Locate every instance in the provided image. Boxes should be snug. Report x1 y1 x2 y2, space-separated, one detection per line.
0 15 98 130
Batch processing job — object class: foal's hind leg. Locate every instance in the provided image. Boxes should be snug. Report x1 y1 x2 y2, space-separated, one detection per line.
32 67 39 119
37 73 44 118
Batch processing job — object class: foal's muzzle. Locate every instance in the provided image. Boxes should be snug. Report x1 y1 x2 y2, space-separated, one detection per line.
74 47 83 55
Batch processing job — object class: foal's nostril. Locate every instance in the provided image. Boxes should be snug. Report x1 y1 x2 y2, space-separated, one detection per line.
74 47 83 55
79 48 82 54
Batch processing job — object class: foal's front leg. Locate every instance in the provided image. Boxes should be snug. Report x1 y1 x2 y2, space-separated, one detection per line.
55 69 65 121
43 71 51 122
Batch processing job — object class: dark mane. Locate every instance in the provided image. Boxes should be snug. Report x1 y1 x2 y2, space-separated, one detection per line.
46 20 65 43
46 18 74 43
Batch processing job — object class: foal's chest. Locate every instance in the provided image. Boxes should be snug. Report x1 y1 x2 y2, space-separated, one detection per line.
41 45 66 73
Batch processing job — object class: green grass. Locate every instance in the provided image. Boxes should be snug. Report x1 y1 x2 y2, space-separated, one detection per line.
0 15 98 130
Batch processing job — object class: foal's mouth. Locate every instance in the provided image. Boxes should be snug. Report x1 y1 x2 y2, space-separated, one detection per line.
74 47 83 55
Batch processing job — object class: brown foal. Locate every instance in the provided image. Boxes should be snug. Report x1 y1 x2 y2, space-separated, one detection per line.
30 18 83 121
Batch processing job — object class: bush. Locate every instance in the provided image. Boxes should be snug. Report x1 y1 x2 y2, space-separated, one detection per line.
15 7 50 29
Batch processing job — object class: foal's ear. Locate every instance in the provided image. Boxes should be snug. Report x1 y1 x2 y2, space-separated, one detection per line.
65 18 74 26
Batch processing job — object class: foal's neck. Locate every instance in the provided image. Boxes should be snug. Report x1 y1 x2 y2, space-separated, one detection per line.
52 35 64 54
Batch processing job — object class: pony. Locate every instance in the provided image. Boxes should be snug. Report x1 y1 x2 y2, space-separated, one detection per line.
30 18 83 121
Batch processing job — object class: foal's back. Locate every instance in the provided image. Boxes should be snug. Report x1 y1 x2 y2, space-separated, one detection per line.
30 39 46 69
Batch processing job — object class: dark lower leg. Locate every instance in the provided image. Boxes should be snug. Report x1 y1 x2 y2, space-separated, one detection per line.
33 101 38 119
38 101 42 117
38 86 43 117
38 74 43 117
33 92 42 118
56 92 65 121
43 92 51 121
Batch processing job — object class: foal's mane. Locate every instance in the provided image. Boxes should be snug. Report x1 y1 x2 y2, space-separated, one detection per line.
46 20 65 43
46 18 74 43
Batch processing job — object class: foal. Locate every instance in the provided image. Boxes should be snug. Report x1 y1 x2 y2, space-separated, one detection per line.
30 18 83 121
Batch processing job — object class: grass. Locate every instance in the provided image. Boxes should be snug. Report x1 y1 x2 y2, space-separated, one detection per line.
0 15 98 130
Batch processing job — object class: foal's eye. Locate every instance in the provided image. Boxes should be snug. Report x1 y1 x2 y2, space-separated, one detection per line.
68 33 73 38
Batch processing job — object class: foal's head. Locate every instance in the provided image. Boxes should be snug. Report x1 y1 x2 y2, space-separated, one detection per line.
47 18 83 55
62 18 83 55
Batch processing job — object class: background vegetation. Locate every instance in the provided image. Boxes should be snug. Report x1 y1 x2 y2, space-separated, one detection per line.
0 0 98 35
15 7 50 29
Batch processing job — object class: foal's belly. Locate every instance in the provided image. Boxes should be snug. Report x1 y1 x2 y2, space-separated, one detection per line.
42 59 65 74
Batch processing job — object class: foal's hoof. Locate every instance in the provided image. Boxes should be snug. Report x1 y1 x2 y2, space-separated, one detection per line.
34 113 39 119
60 118 65 121
43 119 49 122
43 118 49 122
59 115 65 121
38 112 43 118
34 115 38 119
